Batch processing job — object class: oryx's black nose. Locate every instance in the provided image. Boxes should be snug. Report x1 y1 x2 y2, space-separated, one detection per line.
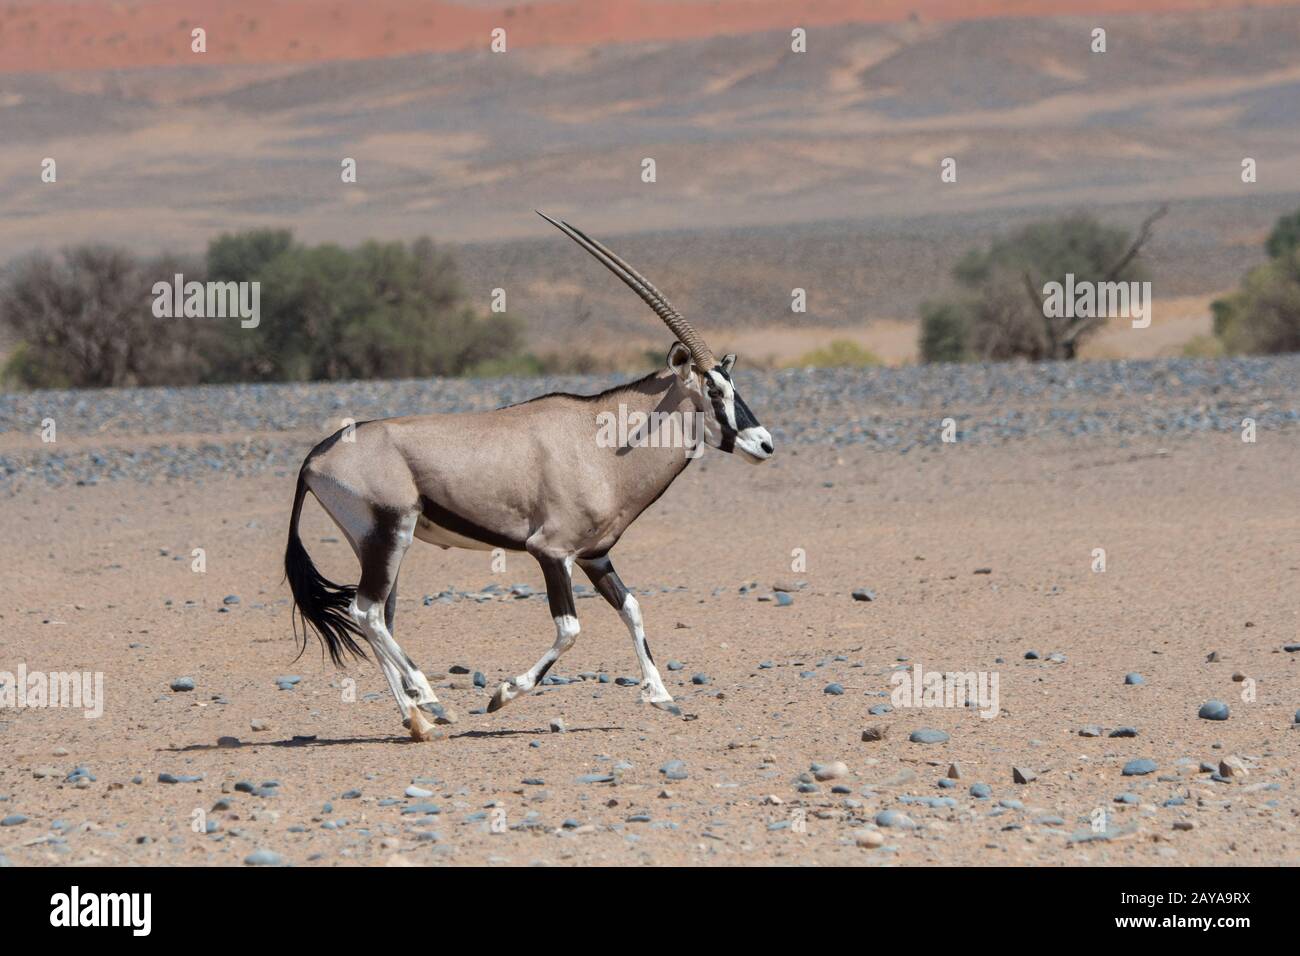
760 440 773 455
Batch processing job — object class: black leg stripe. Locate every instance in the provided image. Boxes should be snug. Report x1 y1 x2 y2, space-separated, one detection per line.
538 557 577 620
579 557 629 611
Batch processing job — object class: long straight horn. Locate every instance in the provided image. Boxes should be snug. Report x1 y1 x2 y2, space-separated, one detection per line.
537 210 717 371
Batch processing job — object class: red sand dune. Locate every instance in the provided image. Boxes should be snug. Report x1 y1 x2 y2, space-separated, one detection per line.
1 0 1297 74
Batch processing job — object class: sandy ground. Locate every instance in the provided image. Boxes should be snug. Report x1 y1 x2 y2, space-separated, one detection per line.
1 422 1296 866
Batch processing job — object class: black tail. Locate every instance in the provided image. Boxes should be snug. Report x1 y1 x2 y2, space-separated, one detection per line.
284 468 368 665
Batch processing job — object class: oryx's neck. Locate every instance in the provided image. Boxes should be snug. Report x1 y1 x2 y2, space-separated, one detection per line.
585 372 700 534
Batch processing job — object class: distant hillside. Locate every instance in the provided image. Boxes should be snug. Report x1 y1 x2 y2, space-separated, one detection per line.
2 3 1299 357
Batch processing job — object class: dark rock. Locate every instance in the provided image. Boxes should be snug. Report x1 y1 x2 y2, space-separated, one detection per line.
1198 700 1230 721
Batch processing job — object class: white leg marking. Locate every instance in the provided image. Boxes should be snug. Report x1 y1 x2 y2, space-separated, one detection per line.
491 614 580 711
620 594 673 704
351 595 440 717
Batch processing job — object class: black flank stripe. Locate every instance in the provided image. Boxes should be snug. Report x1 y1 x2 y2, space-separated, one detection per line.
419 495 526 551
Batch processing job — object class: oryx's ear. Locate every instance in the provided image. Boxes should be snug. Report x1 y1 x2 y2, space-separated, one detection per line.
666 342 693 382
720 353 736 374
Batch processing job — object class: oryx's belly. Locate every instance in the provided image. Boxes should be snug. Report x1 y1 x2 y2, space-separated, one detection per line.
414 494 527 552
413 513 499 551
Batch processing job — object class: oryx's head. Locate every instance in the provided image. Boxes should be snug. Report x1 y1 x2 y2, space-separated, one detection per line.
540 211 774 463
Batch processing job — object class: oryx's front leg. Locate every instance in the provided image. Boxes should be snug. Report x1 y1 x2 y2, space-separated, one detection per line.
579 556 679 716
488 554 580 713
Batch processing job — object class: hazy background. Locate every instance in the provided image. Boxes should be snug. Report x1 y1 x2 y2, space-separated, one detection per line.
3 0 1299 366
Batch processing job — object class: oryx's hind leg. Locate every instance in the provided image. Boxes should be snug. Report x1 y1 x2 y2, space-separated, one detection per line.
347 510 446 740
308 474 443 741
385 582 456 732
579 556 679 716
488 553 579 713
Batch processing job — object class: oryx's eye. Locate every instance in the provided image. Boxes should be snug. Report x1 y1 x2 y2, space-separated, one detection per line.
706 382 721 397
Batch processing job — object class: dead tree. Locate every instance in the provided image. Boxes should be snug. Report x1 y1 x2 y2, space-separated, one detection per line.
1023 205 1167 360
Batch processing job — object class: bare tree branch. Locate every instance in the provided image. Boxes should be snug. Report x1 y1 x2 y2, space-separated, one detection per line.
1104 204 1168 282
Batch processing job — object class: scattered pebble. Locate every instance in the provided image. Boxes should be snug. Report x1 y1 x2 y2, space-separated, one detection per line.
1218 756 1248 778
909 729 949 744
659 759 688 781
853 828 884 847
1198 700 1230 721
813 761 848 782
1122 759 1158 776
875 809 915 829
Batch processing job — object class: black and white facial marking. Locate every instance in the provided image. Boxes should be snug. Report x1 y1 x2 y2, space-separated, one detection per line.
698 354 773 463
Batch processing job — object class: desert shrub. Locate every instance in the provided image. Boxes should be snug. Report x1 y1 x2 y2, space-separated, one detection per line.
1211 247 1300 355
1265 210 1300 261
204 232 524 382
791 339 881 367
919 300 970 363
918 211 1157 362
0 232 530 388
0 245 210 388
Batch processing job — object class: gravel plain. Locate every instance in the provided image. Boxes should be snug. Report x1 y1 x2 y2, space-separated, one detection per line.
1 356 1297 490
0 356 1296 866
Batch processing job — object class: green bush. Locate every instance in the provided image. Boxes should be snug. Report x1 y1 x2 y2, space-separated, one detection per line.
920 300 970 363
1206 207 1300 356
1265 210 1300 261
919 212 1153 362
0 232 530 388
1211 248 1300 355
206 233 523 382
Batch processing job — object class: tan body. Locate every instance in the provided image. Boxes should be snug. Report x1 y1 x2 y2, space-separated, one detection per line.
306 371 694 561
283 214 772 740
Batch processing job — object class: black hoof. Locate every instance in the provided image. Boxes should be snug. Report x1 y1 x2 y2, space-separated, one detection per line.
650 700 683 717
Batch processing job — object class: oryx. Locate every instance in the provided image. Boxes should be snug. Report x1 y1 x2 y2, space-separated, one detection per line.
284 213 774 740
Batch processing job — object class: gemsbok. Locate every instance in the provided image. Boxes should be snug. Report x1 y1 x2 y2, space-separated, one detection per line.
285 213 774 740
